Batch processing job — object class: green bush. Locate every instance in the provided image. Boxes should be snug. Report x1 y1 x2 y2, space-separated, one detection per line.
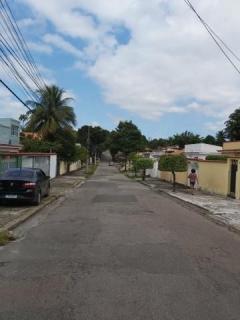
205 155 227 161
159 155 187 172
134 158 154 180
159 155 187 191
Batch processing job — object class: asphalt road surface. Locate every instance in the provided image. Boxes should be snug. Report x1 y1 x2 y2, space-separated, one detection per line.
1 163 240 320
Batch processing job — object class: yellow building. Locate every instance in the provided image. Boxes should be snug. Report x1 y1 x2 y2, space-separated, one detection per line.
221 142 240 199
159 141 240 199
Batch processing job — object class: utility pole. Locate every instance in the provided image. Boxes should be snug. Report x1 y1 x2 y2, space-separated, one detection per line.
86 125 90 173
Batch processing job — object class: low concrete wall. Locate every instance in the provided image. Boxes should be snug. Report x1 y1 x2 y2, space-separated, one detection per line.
160 171 188 185
59 161 68 175
69 160 81 172
59 160 82 175
146 157 240 199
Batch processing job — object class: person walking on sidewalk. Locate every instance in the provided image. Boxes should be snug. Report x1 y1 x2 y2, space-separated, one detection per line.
188 169 198 195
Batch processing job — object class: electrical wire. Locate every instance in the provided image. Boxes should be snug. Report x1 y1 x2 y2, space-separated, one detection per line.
0 0 48 109
0 3 43 90
1 0 46 88
183 0 240 75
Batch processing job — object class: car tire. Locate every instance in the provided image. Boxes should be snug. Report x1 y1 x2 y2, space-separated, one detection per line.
32 190 41 206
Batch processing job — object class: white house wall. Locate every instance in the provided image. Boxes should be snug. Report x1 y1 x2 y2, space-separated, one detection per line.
50 155 57 179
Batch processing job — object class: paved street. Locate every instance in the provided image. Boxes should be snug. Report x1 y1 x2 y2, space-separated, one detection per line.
1 163 240 320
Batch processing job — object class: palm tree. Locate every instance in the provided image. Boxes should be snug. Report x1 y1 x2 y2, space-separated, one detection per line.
26 85 76 138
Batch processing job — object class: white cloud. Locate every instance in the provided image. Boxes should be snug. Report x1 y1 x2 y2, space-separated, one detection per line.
28 41 53 55
43 34 83 58
91 121 99 127
19 0 240 126
0 87 26 119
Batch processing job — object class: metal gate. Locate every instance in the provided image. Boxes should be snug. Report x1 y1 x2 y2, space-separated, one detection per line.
230 160 238 198
0 156 19 175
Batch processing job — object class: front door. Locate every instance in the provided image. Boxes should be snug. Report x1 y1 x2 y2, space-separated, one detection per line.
230 160 238 197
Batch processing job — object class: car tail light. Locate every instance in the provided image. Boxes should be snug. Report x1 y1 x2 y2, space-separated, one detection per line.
22 182 36 189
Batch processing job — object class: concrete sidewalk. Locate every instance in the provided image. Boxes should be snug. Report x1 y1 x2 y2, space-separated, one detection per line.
0 169 86 231
141 178 240 234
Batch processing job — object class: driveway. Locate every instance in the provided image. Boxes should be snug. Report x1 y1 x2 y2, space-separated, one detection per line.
0 163 240 319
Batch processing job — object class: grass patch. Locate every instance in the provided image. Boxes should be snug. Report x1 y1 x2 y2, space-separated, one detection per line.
0 230 15 246
85 164 98 177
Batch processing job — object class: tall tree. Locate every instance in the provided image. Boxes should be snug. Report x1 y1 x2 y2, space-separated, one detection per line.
215 130 226 146
148 138 168 150
170 131 202 148
25 85 76 138
110 121 147 164
203 135 216 145
77 125 110 159
224 108 240 141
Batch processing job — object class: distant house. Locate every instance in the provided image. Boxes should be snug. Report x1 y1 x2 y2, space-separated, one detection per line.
21 131 42 140
0 118 57 178
184 143 222 160
0 118 22 153
0 118 20 145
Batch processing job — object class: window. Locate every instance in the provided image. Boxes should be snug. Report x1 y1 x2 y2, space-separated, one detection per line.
11 125 19 136
4 169 34 178
37 170 46 179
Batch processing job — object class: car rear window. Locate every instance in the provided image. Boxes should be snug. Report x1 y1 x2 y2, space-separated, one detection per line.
3 170 34 178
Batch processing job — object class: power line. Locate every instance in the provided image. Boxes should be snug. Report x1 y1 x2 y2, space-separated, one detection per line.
0 49 38 101
1 0 46 88
0 78 32 111
0 2 43 90
0 61 31 101
0 0 48 109
0 35 42 91
0 48 38 101
183 0 240 75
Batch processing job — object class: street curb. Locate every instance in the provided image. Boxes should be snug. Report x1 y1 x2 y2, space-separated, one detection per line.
0 179 86 232
0 195 62 232
139 180 240 236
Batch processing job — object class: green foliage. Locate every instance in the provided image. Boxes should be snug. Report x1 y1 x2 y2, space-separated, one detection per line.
77 125 110 158
148 138 168 150
159 155 187 173
225 107 240 141
203 135 217 145
21 129 83 163
52 129 77 162
215 130 226 146
133 157 154 180
21 137 60 153
169 131 202 149
75 146 88 163
159 155 187 191
128 152 138 161
24 85 76 138
134 158 154 171
109 121 147 159
206 155 228 161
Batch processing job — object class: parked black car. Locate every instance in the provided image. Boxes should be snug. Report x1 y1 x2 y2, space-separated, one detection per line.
0 168 50 205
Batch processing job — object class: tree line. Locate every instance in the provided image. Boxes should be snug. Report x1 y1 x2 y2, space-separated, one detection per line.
19 85 240 165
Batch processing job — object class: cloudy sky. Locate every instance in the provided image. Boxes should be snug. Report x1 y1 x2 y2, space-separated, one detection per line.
1 0 240 138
